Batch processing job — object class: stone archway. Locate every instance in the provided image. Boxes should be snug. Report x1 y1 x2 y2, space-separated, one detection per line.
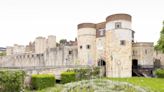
98 59 106 76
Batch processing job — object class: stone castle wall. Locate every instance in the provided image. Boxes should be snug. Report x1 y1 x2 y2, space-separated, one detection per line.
105 29 132 77
0 45 78 67
132 42 154 66
96 37 105 63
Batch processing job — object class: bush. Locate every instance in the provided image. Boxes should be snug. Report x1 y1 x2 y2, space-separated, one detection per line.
31 74 55 90
0 70 25 92
61 72 76 84
67 67 100 80
74 68 90 80
92 67 100 76
155 69 164 78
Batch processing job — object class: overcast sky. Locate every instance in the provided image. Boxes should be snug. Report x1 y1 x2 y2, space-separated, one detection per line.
0 0 163 47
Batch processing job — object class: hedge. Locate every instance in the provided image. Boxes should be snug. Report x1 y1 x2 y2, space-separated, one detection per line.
0 70 25 92
155 69 164 78
61 72 76 84
31 74 55 90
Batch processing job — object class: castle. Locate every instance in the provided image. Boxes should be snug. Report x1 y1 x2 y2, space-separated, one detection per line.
0 13 163 78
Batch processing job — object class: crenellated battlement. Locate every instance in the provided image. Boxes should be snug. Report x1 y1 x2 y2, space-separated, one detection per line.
0 45 78 67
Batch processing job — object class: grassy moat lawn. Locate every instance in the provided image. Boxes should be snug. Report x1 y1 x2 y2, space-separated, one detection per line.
26 77 164 92
109 77 164 92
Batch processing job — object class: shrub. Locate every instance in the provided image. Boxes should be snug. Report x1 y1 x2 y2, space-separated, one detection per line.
92 67 100 76
67 67 100 80
62 79 148 92
31 74 55 90
0 70 25 92
155 69 164 78
74 68 90 80
61 72 76 84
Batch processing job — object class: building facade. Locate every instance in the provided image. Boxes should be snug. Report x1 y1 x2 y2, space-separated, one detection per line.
132 42 154 67
77 14 134 77
1 13 160 78
77 14 155 77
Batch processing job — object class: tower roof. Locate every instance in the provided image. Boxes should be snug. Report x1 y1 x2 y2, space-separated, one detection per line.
106 13 131 22
77 23 96 29
96 22 106 30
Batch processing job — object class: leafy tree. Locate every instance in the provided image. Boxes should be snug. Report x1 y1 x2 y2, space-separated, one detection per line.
0 52 6 56
155 21 164 53
59 39 67 44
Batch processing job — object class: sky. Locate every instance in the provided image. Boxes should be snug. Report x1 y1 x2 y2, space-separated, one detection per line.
0 0 163 47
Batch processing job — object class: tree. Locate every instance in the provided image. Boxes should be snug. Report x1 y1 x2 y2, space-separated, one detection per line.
155 21 164 53
60 39 67 44
0 52 6 56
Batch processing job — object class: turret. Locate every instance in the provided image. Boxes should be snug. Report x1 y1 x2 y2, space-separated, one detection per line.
35 36 47 54
77 23 96 65
105 14 132 77
47 35 56 49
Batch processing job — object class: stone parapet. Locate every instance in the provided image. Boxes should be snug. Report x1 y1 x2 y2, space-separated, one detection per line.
132 42 154 47
106 14 131 22
78 23 96 29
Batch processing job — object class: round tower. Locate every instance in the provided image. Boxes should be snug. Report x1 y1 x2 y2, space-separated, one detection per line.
105 14 132 77
77 23 96 65
47 35 56 49
35 36 47 54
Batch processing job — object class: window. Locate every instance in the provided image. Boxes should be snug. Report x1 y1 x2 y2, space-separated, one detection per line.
133 50 137 56
80 45 82 49
86 45 90 49
120 40 126 45
37 54 39 57
100 30 104 36
69 51 72 55
133 50 135 55
115 22 122 29
132 31 135 38
111 55 113 61
145 49 147 54
99 29 104 36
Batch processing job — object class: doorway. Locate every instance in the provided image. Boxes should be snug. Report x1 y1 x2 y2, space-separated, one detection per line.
132 59 138 76
98 59 106 76
132 59 138 69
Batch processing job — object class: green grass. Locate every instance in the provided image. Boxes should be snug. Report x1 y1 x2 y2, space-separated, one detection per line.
25 77 164 92
109 77 164 92
25 84 63 92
